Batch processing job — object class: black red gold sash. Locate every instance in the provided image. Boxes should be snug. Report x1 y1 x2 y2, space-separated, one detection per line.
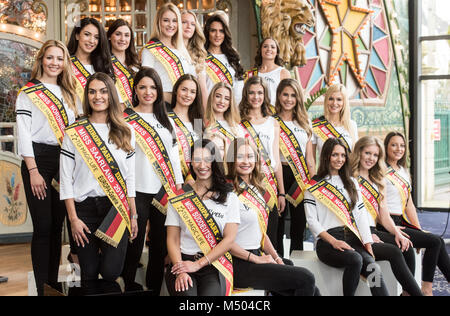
240 120 278 209
205 53 233 86
169 186 233 296
144 40 184 85
358 176 380 222
244 67 258 81
385 167 419 230
208 121 236 145
237 180 270 248
312 116 351 151
70 56 91 102
65 118 131 247
112 56 133 108
123 108 177 214
168 112 194 182
308 178 363 243
275 116 311 206
21 80 69 145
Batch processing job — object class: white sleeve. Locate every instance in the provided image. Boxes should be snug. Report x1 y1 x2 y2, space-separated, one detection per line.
170 144 184 185
165 202 181 227
59 134 76 200
225 193 241 224
233 79 244 105
125 130 136 198
141 48 155 68
15 92 34 158
304 190 325 239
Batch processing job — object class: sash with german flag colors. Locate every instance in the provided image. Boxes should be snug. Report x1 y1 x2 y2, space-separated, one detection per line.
308 178 363 244
205 53 233 86
168 112 194 182
240 120 278 209
70 56 91 102
312 116 351 152
65 118 131 247
358 176 380 223
275 116 311 207
169 186 234 296
21 79 69 145
208 121 236 145
243 67 258 82
144 40 184 85
112 55 133 108
237 180 270 248
123 108 177 214
385 166 420 230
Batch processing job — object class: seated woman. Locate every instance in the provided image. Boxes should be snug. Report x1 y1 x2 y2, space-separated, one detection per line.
226 137 320 296
304 138 389 296
165 139 240 296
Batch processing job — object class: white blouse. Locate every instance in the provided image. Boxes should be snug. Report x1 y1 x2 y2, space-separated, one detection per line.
385 166 411 216
60 122 136 202
16 82 80 157
251 116 277 170
304 175 373 245
165 192 241 255
259 66 283 106
312 119 358 155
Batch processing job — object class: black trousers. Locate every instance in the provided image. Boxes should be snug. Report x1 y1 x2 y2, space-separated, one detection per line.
233 250 320 296
21 142 66 296
121 191 167 294
379 216 450 283
371 227 423 296
282 165 307 253
316 227 389 296
165 253 225 296
74 197 128 282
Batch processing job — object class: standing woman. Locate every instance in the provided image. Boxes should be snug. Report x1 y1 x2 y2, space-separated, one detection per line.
351 136 423 296
107 18 140 108
121 67 184 293
165 139 240 296
383 132 450 295
245 38 291 107
312 84 358 157
226 137 320 296
274 79 315 253
16 40 79 296
141 3 196 104
60 73 138 284
239 76 286 256
304 138 389 296
168 74 204 184
204 13 245 105
67 17 115 102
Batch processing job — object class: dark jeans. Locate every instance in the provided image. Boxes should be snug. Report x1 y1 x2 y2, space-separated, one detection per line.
233 250 320 296
74 197 128 282
121 191 167 295
371 227 423 296
316 227 389 296
21 142 66 296
380 216 450 283
165 253 225 296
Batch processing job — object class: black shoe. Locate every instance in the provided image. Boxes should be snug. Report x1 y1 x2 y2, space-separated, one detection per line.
0 276 8 283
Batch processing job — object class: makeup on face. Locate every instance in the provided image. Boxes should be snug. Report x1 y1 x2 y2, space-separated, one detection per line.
109 25 131 53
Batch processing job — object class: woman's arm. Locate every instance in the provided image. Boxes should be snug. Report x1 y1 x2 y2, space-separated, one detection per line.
405 196 421 230
65 198 91 248
273 120 286 213
305 140 316 178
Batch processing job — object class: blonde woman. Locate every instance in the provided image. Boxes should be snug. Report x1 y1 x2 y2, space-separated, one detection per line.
141 3 196 104
312 84 358 157
351 136 422 296
16 40 79 295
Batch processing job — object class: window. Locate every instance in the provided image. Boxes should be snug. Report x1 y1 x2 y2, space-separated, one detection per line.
414 0 450 209
159 0 230 24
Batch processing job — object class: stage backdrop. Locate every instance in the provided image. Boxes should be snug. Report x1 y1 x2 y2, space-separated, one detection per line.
253 0 409 138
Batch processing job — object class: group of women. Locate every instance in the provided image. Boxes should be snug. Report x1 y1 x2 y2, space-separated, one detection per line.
15 3 449 297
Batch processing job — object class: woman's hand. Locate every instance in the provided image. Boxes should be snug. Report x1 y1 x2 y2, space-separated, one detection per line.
175 272 193 292
364 243 375 258
171 260 202 275
372 234 383 244
130 218 138 241
29 169 47 200
331 239 354 252
277 195 286 215
70 217 91 248
252 254 276 264
395 233 412 252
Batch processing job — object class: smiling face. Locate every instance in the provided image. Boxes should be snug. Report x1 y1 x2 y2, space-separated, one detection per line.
279 86 297 113
326 92 344 116
76 23 99 55
135 76 157 106
160 9 178 39
109 25 131 53
88 79 109 113
235 144 256 178
176 79 197 108
386 135 406 163
41 46 64 79
330 144 346 174
359 144 380 172
261 38 278 61
212 87 231 116
181 12 196 40
247 84 265 110
192 147 213 180
208 21 225 49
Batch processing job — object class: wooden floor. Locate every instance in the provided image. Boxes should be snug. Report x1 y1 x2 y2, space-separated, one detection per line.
0 243 32 296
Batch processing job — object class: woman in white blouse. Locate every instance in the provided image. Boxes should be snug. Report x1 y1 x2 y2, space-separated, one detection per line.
304 138 389 296
60 72 137 284
16 40 79 296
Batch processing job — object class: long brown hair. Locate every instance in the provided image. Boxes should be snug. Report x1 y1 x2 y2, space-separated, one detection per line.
181 10 207 73
205 82 240 131
239 76 271 121
225 137 265 195
351 136 387 201
317 138 358 210
84 72 133 152
384 131 407 168
254 37 284 68
107 19 140 73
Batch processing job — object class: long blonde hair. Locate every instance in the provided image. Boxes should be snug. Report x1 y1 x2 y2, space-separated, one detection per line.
323 84 356 142
275 78 312 138
31 40 78 116
181 10 207 73
150 3 191 63
205 82 240 133
351 136 387 201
